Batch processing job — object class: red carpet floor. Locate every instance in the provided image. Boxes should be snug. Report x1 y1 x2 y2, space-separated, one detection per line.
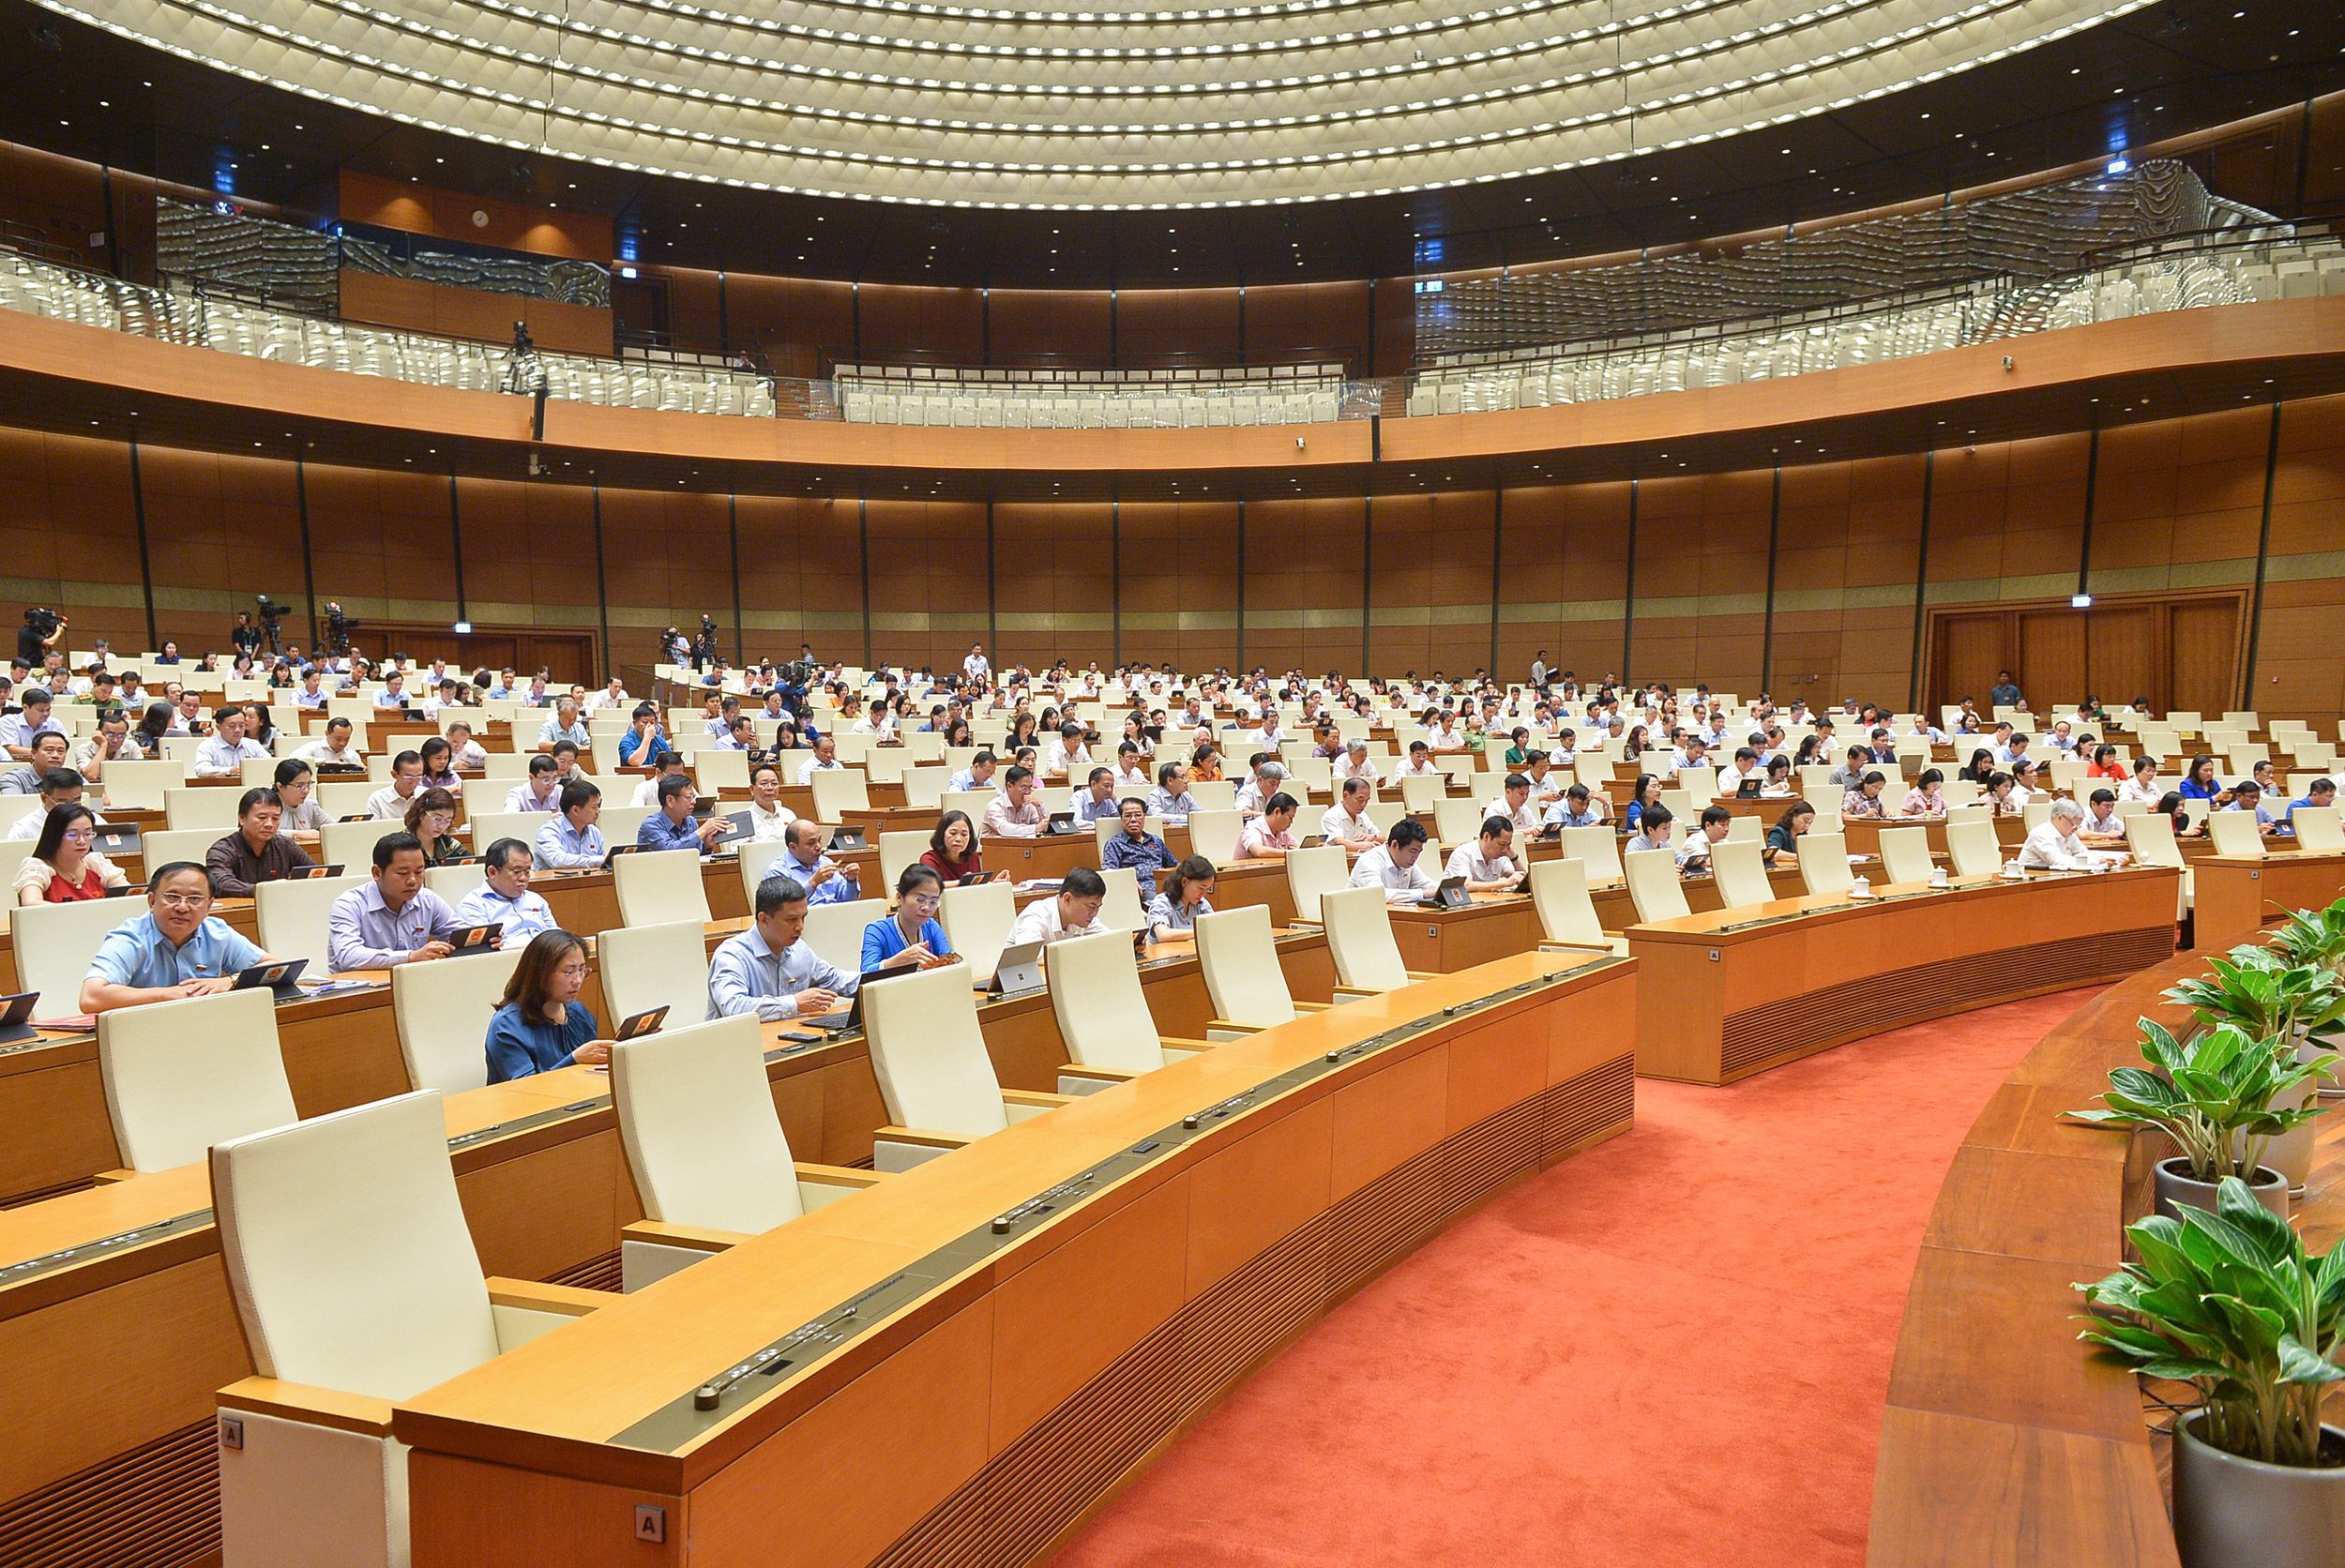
1052 988 2102 1568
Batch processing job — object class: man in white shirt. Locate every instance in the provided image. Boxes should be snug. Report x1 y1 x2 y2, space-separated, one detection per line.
1483 774 1541 836
630 756 693 808
1715 746 1761 796
1427 715 1468 752
364 750 427 821
1351 820 1439 906
1395 742 1442 778
2019 799 2114 871
1675 805 1733 872
2079 789 2126 841
294 717 364 772
1006 867 1110 947
982 766 1047 838
1111 743 1152 793
1339 739 1379 785
962 643 991 687
192 707 271 777
5 768 99 839
1234 760 1288 816
796 733 843 786
1320 777 1384 855
584 677 630 714
1043 723 1091 778
1445 819 1527 893
505 753 565 812
444 721 488 771
741 762 798 842
69 714 139 783
452 838 558 943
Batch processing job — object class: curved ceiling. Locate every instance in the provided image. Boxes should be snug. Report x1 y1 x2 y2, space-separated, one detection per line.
30 0 2157 207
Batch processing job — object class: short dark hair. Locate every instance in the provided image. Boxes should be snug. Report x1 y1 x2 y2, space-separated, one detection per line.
20 688 50 707
1504 772 1529 792
528 752 558 776
1264 791 1298 815
274 759 311 789
146 860 209 894
656 773 695 805
1342 776 1369 799
1701 805 1732 827
1086 766 1112 786
2089 789 2117 806
1061 866 1107 898
559 779 600 813
1388 819 1430 849
371 831 425 870
38 768 82 796
1640 805 1674 831
391 749 422 773
755 875 808 915
485 837 530 869
1479 814 1512 840
236 787 278 816
214 704 243 725
1005 764 1034 787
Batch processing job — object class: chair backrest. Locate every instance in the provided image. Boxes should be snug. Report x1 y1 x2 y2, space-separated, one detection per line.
1185 779 1237 812
1530 858 1608 947
424 860 487 905
1709 837 1774 910
1877 825 1934 885
1945 815 2002 878
1187 808 1242 865
140 827 222 876
1048 930 1166 1074
614 849 713 927
101 988 295 1172
320 817 407 871
598 920 713 1029
2292 804 2345 853
10 896 140 1014
1432 796 1484 846
878 830 929 894
253 874 368 972
1798 831 1853 896
1623 848 1689 923
2204 809 2265 858
809 768 870 820
97 758 183 810
902 766 948 810
1284 844 1350 924
612 1015 806 1233
803 898 885 974
1398 773 1444 811
1097 865 1148 933
1322 884 1412 991
2021 798 2053 830
862 962 1009 1138
2124 812 2184 868
598 805 655 845
210 1091 500 1399
1560 823 1622 881
1197 903 1295 1026
940 789 994 828
941 880 1017 985
393 944 524 1093
162 786 242 832
693 748 749 793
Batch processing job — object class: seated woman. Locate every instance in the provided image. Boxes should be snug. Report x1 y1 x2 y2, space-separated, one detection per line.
1759 755 1795 796
14 803 129 904
1959 748 1998 788
1146 855 1217 942
1763 801 1813 868
485 928 610 1081
1985 771 2020 815
2177 755 2224 802
1840 770 1888 819
1900 768 1947 817
920 809 1005 883
403 787 466 864
1622 774 1663 835
273 758 329 841
2156 790 2205 838
863 865 958 972
2086 743 2129 781
417 735 461 791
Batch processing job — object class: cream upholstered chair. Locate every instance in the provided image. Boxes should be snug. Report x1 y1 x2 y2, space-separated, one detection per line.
320 818 407 871
140 827 224 876
100 988 295 1174
1284 843 1350 924
1433 796 1485 847
614 847 713 927
1397 773 1444 812
393 945 523 1094
2292 804 2345 852
423 860 487 906
735 837 792 906
1322 884 1434 995
164 786 241 831
878 829 929 892
97 757 182 811
469 812 548 863
803 897 885 974
1529 859 1627 957
1187 808 1243 865
1624 848 1689 924
598 919 711 1029
212 1092 600 1568
1048 930 1215 1093
1709 837 1774 910
862 963 1072 1171
611 1015 881 1288
12 896 136 1016
1197 903 1325 1037
1097 866 1149 933
808 767 870 820
1798 831 1854 897
902 766 947 810
2125 812 2195 918
2205 809 2266 859
941 879 1016 985
599 804 655 845
1560 823 1623 882
253 874 366 972
1945 815 2003 879
1877 826 1935 885
940 788 994 828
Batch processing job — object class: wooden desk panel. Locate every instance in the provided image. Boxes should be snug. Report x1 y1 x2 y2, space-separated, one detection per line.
1627 868 2181 1085
2189 850 2345 954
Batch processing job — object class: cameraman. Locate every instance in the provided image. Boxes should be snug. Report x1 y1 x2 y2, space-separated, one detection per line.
231 611 264 662
17 607 64 667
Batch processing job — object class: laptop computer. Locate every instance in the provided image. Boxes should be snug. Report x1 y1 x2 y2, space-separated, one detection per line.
801 965 919 1034
0 991 39 1045
990 940 1046 994
230 957 309 996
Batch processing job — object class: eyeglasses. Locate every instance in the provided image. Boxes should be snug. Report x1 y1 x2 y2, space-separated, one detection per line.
903 892 941 912
63 829 95 844
154 892 210 910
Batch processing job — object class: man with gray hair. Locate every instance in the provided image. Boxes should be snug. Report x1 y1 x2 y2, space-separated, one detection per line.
2017 797 2114 871
1234 756 1289 816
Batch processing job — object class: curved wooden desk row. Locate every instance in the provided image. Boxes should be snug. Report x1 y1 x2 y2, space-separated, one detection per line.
390 952 1639 1568
2189 848 2345 953
1866 943 2220 1567
1626 866 2184 1085
0 930 1335 1565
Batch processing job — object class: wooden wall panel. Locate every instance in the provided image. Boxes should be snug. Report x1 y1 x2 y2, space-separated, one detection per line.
137 446 309 656
598 487 732 656
1243 496 1364 674
855 286 985 364
1242 281 1374 371
734 493 862 657
338 173 612 262
0 427 147 655
724 276 856 378
1493 480 1628 682
2261 392 2345 720
863 498 981 671
1118 500 1236 671
1369 490 1492 679
988 292 1112 367
1769 455 1925 708
992 502 1113 671
1117 290 1239 366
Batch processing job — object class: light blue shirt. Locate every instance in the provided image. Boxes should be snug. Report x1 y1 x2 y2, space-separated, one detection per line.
452 884 557 943
706 925 858 1021
946 767 994 794
1144 785 1194 822
374 687 408 708
327 882 461 971
617 727 667 766
295 686 328 709
862 913 950 972
764 849 857 905
0 711 64 753
1144 890 1212 935
87 912 266 990
1543 801 1602 829
537 716 591 748
1070 791 1121 826
533 815 607 869
637 810 705 853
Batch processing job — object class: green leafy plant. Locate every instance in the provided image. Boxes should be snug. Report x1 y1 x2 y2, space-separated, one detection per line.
2068 1019 2325 1183
2077 1176 2345 1467
2164 945 2345 1042
2271 895 2345 974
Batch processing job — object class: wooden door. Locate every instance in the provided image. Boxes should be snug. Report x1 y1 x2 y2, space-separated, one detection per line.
2018 611 2087 711
2084 605 2159 711
2166 599 2240 716
1933 612 2005 709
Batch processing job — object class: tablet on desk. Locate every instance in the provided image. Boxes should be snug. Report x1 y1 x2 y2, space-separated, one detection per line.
231 958 309 995
0 991 40 1045
89 824 141 857
827 826 869 852
443 924 500 955
292 863 344 880
1419 877 1472 911
991 940 1046 994
599 846 640 869
614 1005 668 1040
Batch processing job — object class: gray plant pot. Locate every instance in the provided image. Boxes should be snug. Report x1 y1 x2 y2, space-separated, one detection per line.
2154 1157 2289 1220
2302 1027 2345 1100
2172 1410 2345 1568
2236 1077 2323 1197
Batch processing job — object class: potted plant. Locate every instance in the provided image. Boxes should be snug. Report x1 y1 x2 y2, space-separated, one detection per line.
2067 1018 2317 1217
2272 896 2345 1097
2076 1177 2345 1567
2164 946 2345 1192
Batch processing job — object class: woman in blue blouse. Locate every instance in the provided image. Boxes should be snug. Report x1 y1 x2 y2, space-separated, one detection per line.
863 865 958 972
2177 755 2223 801
1144 856 1218 942
1622 774 1662 834
484 928 608 1081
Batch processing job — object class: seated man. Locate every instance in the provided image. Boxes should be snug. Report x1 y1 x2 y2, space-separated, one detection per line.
535 699 590 752
2288 776 2337 822
638 772 727 854
444 721 489 772
795 732 844 785
1394 740 1442 778
763 819 860 904
365 749 428 821
1236 792 1300 861
2224 779 2280 833
1542 782 1607 831
1320 776 1384 855
506 752 566 813
947 749 999 795
295 716 365 771
1339 738 1380 784
454 838 558 944
741 762 798 841
982 765 1047 838
4 766 97 838
1006 866 1111 946
533 780 608 869
1070 766 1121 828
1676 805 1733 872
80 861 282 1013
2079 788 2127 840
328 833 474 970
1483 773 1541 836
1445 817 1528 894
2019 799 2114 870
204 788 313 897
1233 760 1289 816
1350 819 1438 906
629 753 693 807
68 712 139 784
1100 799 1174 879
1145 761 1195 822
0 731 71 795
0 687 64 761
707 874 860 1021
192 706 271 778
617 702 668 767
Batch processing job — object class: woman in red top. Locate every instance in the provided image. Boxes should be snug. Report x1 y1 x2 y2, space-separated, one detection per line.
14 804 129 905
918 810 1006 884
2086 743 2129 781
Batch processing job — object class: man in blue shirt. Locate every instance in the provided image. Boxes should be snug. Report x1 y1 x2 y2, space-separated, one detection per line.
534 781 608 869
2289 777 2337 820
81 862 277 1013
1100 799 1174 878
707 874 860 1021
452 838 558 943
0 688 64 761
536 699 590 751
638 774 727 853
616 702 668 767
327 834 470 971
764 820 860 904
